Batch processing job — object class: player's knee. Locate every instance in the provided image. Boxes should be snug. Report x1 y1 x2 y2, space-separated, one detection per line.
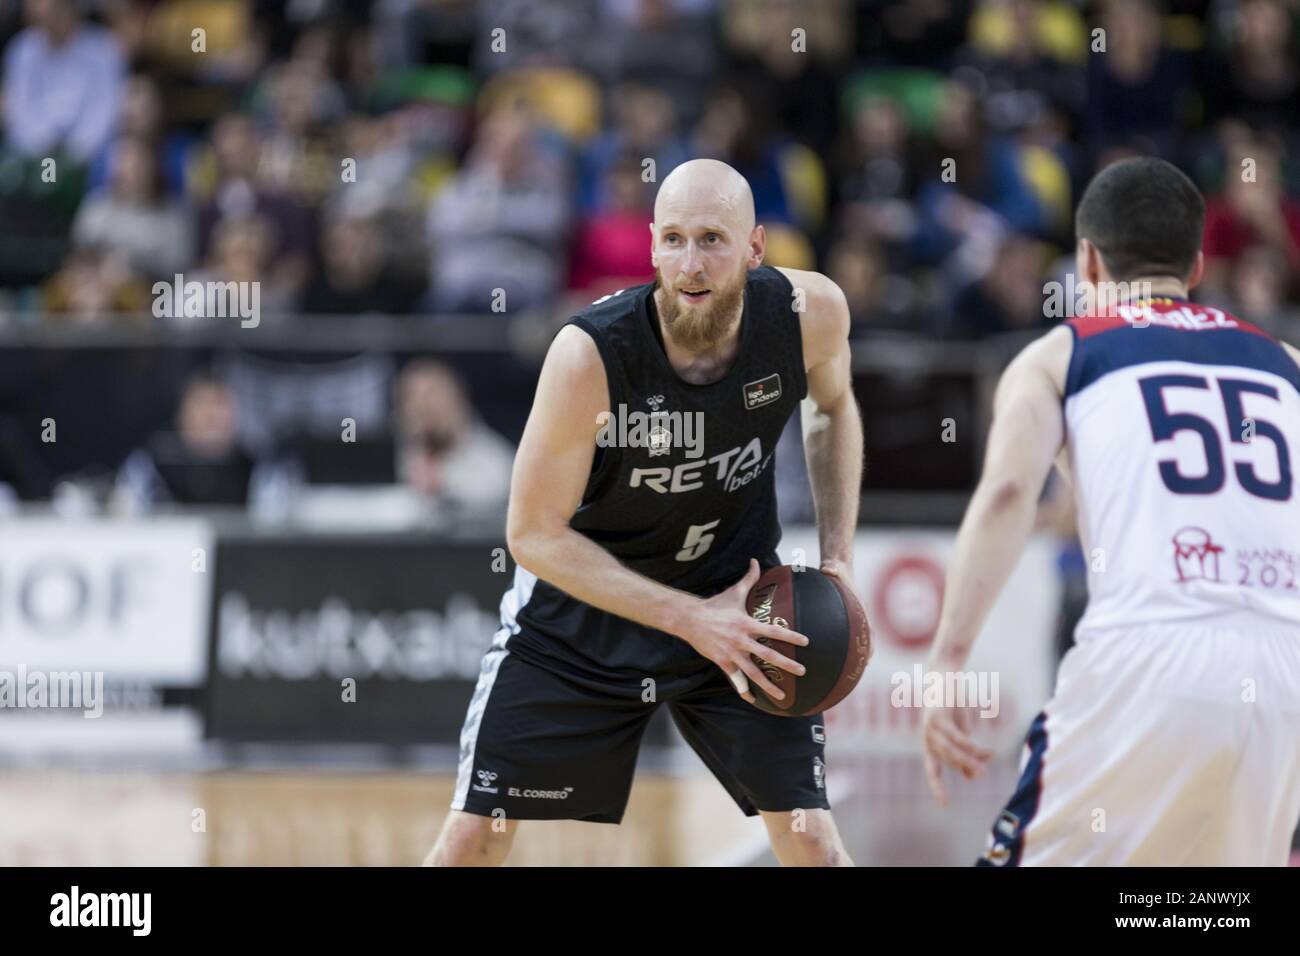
764 810 851 866
778 831 846 866
426 810 518 866
791 832 851 866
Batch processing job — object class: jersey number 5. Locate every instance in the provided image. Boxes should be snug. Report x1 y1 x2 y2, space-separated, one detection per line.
676 520 720 562
1139 373 1293 501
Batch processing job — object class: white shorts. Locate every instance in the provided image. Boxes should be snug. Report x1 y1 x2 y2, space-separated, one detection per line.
978 623 1300 866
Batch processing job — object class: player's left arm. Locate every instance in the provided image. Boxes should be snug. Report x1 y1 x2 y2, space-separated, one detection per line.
922 325 1072 805
778 268 864 586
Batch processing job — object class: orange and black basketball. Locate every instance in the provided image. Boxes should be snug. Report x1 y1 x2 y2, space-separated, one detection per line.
744 565 872 716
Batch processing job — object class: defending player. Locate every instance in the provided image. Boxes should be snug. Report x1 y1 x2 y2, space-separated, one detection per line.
923 157 1300 865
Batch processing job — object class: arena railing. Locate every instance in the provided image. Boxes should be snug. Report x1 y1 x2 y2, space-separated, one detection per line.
0 311 1040 525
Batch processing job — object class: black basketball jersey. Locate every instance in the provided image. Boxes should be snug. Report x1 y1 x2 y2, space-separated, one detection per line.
508 265 808 675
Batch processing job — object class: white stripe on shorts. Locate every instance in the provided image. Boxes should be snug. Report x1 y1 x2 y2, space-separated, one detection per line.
450 566 536 811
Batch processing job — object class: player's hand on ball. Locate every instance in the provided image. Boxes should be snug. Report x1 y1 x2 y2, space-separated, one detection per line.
817 558 868 642
685 558 809 705
922 699 995 807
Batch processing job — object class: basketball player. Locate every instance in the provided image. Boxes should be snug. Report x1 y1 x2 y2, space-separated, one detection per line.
426 159 864 866
922 157 1300 865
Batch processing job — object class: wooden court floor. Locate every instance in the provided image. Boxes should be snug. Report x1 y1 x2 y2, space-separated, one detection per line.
0 769 767 866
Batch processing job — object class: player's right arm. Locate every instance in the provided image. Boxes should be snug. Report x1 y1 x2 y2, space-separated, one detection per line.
505 325 807 701
921 325 1072 805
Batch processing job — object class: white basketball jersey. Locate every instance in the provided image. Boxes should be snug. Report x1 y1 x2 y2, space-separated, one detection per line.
1064 298 1300 640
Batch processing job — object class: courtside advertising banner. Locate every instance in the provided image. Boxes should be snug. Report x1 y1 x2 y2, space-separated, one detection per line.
204 535 506 743
0 517 213 685
779 527 1060 756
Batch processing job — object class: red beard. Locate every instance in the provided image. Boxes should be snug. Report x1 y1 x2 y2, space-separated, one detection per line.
655 263 749 351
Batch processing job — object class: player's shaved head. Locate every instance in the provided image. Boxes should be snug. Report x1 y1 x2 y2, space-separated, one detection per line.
649 159 763 353
654 159 755 237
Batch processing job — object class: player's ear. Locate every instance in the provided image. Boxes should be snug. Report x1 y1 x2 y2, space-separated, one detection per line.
1078 238 1101 285
1186 250 1205 291
748 224 765 268
648 222 657 267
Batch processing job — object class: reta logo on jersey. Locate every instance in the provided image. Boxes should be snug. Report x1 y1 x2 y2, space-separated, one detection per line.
629 437 773 494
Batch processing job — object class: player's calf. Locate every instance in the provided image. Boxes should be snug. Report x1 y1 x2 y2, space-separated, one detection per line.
424 810 519 867
760 809 853 866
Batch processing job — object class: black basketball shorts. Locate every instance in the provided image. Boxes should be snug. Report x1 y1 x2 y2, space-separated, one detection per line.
449 628 832 824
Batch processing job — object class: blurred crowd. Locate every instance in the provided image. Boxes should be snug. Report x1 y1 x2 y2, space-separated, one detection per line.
4 0 1300 333
2 0 1300 513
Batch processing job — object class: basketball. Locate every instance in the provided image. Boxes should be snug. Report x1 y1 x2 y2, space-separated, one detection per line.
745 565 872 717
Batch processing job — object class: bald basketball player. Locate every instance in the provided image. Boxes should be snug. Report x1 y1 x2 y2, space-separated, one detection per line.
426 159 864 866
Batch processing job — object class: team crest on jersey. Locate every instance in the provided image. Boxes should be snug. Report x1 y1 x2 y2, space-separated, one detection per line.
647 424 672 456
1172 527 1225 584
646 396 671 457
743 373 782 410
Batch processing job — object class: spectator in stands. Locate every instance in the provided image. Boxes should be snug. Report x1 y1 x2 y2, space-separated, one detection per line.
1202 0 1300 135
2 0 125 164
113 370 260 510
253 59 345 206
1225 243 1295 335
40 245 151 320
1083 0 1188 161
1201 134 1300 300
374 0 474 70
719 0 847 158
86 73 192 197
959 0 1088 134
468 0 600 76
71 135 194 280
192 112 313 289
326 113 429 288
188 213 297 317
691 77 792 224
140 0 263 89
833 93 920 251
425 105 571 314
299 210 422 315
913 77 1045 281
394 359 514 516
947 234 1053 339
567 152 655 298
594 0 718 123
825 234 920 335
578 82 690 213
852 0 968 65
